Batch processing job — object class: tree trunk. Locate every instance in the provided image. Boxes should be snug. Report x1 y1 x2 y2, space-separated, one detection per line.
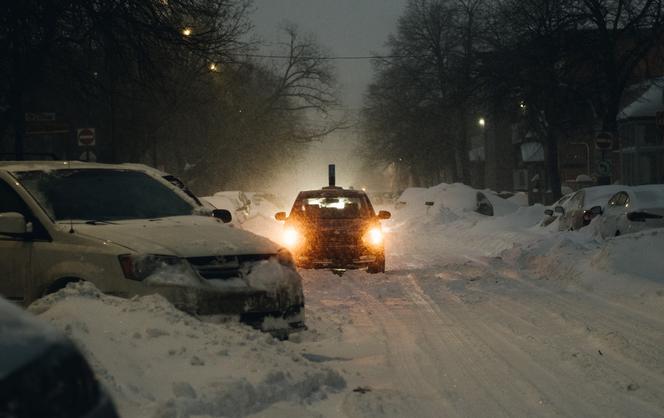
545 128 562 201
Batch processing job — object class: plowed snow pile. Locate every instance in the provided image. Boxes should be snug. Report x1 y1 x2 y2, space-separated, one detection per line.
29 283 345 418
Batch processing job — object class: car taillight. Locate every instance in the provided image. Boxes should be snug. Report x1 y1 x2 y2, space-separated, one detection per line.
627 212 663 222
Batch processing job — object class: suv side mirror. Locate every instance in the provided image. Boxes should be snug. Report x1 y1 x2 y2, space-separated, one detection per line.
544 209 554 216
554 206 565 215
0 212 29 236
589 205 603 216
377 210 391 220
212 209 232 223
275 212 287 221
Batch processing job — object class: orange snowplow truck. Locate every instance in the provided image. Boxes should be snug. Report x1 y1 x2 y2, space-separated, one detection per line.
275 165 391 273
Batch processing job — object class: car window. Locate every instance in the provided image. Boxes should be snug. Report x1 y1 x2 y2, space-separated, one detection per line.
0 179 29 216
607 192 623 207
292 195 372 219
15 169 195 221
569 191 584 209
622 193 630 207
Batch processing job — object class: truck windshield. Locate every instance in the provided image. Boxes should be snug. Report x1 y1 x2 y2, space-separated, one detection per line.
15 169 195 221
292 196 372 219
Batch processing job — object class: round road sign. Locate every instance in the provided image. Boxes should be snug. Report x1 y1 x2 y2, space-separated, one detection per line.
77 128 96 146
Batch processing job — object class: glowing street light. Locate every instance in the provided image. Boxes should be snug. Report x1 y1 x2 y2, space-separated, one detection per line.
478 117 486 127
181 27 192 37
209 63 218 72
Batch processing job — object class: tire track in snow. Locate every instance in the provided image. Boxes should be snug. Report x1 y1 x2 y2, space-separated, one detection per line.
399 273 608 418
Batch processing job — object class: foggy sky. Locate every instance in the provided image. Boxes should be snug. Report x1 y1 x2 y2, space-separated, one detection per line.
251 1 408 193
251 0 407 109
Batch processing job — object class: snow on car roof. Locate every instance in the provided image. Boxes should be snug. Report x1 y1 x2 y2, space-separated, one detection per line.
632 185 664 208
582 185 625 207
0 160 138 173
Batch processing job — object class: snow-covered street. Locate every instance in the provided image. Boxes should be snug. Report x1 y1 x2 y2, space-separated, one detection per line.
30 184 664 418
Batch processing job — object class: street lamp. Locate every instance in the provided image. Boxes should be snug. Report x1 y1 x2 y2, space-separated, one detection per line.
209 63 218 72
478 117 486 127
181 27 192 37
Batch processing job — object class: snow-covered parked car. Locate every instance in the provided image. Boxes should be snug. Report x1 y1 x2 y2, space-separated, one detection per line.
202 191 252 226
395 183 519 220
598 185 664 238
0 296 119 418
0 161 304 332
555 185 624 231
540 193 573 227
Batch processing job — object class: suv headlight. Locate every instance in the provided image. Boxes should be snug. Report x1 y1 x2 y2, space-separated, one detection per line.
363 227 384 247
118 254 183 281
283 227 303 249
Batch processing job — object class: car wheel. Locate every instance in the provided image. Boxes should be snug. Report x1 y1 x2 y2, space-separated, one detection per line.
45 277 82 295
367 255 385 274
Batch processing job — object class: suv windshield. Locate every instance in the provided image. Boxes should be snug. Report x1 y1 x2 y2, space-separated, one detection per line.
292 196 372 219
15 169 195 221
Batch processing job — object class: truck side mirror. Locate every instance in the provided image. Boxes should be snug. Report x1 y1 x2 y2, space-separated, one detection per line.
377 210 391 220
212 209 232 223
0 212 29 236
554 206 565 215
275 212 287 221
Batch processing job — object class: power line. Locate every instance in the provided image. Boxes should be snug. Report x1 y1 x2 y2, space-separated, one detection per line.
239 53 426 61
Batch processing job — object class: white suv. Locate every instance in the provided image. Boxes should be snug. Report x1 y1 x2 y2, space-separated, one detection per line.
0 161 304 331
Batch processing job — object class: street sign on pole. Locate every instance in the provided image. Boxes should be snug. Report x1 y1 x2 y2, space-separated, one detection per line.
595 132 613 150
77 128 96 147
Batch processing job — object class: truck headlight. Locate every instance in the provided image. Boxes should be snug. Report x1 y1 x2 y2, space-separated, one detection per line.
118 254 182 281
363 227 384 247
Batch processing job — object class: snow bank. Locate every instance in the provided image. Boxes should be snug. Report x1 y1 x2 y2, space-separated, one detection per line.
499 226 664 297
31 282 345 418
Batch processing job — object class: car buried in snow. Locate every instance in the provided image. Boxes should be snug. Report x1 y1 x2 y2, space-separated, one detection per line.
598 185 664 238
274 166 391 273
0 161 304 333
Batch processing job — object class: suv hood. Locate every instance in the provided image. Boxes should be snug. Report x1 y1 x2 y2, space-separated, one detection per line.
73 216 280 257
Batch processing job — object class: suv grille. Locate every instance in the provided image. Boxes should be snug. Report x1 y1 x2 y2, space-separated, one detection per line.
187 254 272 280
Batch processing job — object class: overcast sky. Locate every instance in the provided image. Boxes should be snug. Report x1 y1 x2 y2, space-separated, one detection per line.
251 1 408 191
251 0 408 110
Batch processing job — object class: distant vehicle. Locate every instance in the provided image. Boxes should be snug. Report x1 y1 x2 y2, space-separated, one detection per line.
0 161 304 332
555 185 624 231
0 296 118 418
202 191 252 225
598 185 664 238
540 193 573 227
275 166 391 273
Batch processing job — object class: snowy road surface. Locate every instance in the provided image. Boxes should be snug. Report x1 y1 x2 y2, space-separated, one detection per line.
33 199 664 417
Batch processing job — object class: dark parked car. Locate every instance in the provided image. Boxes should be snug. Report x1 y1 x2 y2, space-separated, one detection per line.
0 297 118 418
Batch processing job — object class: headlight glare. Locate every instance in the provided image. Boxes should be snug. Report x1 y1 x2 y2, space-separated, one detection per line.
364 227 383 247
283 227 303 248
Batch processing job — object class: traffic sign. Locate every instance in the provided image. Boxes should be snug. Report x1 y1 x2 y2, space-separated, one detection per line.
77 128 96 146
597 160 612 176
595 132 613 150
